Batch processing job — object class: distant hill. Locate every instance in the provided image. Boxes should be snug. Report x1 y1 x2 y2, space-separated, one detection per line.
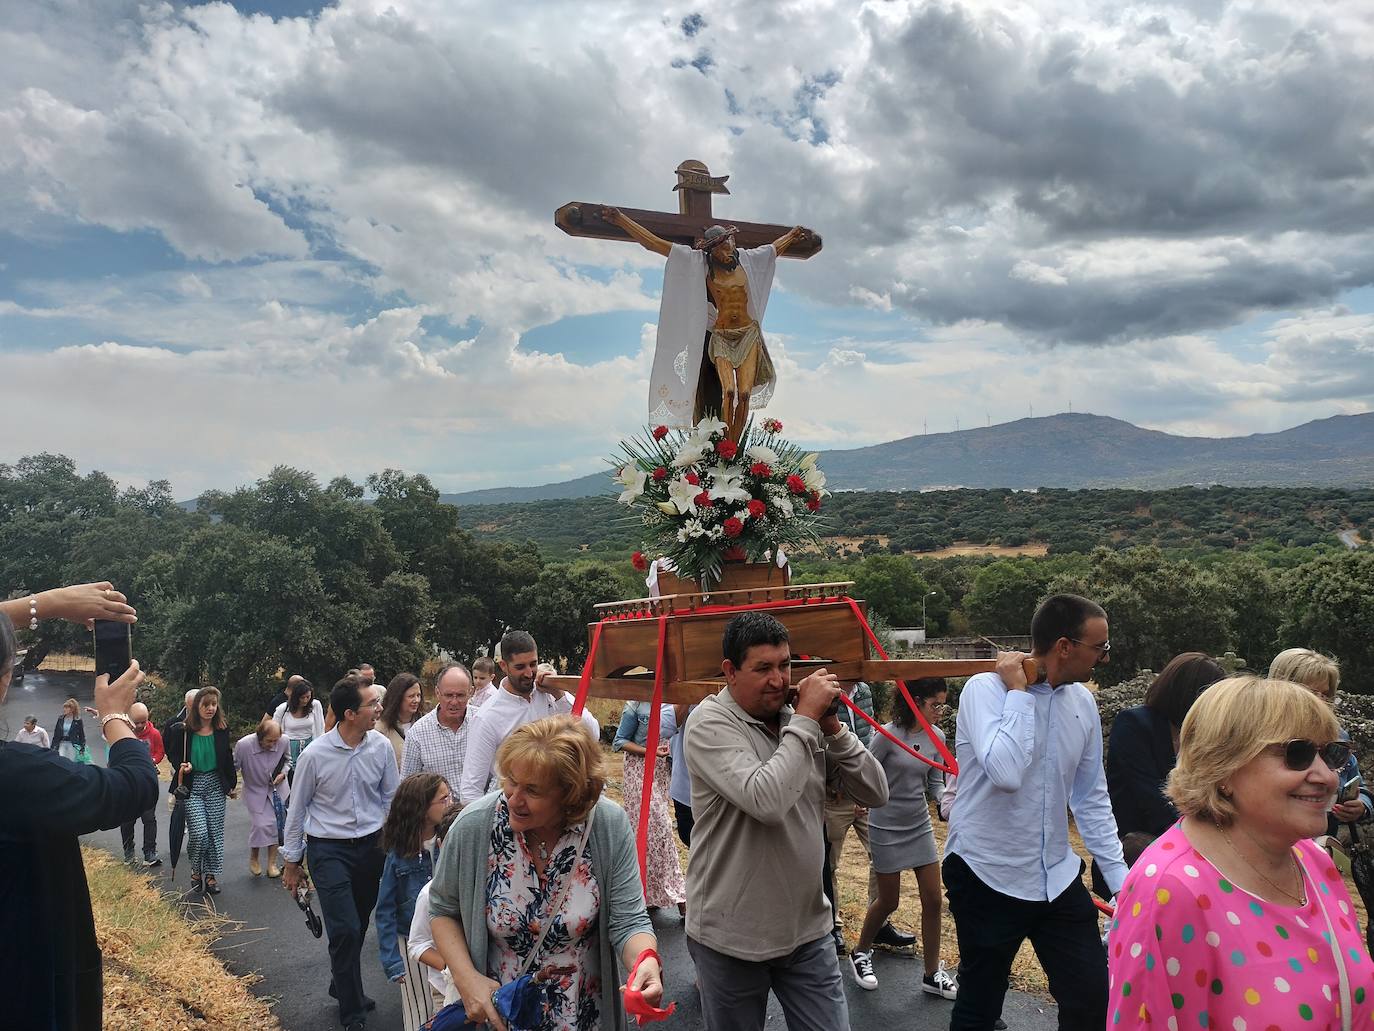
442 412 1374 504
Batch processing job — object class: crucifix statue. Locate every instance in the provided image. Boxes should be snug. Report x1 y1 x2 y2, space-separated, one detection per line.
555 160 821 441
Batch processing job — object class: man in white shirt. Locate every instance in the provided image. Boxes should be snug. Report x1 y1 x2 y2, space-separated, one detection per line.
457 630 600 805
400 663 473 791
944 593 1126 1031
15 715 49 748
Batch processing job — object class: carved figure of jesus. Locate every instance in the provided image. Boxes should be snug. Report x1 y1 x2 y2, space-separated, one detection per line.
603 206 813 441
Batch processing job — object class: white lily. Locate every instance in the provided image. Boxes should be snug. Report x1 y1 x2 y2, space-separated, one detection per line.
800 453 819 470
666 477 700 514
615 465 648 504
673 438 709 468
773 493 795 518
801 459 827 493
746 444 779 466
696 416 728 439
656 501 679 515
711 480 753 504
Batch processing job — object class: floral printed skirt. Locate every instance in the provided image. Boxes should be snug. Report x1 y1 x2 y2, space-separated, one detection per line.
622 752 687 907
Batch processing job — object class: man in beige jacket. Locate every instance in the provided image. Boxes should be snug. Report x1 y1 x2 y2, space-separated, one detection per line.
684 611 889 1030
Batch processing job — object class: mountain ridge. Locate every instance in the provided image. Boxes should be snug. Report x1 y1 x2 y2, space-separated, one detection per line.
442 412 1374 505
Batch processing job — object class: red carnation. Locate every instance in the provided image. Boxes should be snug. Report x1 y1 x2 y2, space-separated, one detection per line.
716 439 739 460
652 466 668 481
651 425 669 440
694 490 712 507
684 471 700 485
786 474 807 495
747 499 767 519
763 418 783 434
806 496 822 512
749 462 773 477
631 551 649 572
723 517 744 538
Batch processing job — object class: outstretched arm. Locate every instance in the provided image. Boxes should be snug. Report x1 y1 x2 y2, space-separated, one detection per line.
771 225 813 256
602 207 672 257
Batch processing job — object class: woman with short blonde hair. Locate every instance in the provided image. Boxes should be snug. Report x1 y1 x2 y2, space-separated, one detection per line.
1270 647 1340 699
1108 676 1371 1028
1268 648 1371 831
428 716 663 1030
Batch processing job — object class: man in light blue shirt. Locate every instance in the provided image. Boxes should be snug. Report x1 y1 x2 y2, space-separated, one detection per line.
944 593 1126 1031
282 675 399 1031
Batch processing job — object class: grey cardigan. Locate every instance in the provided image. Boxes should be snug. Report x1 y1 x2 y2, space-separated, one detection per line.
428 791 654 1031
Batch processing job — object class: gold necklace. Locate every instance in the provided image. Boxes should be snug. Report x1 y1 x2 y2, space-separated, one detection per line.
1218 824 1306 906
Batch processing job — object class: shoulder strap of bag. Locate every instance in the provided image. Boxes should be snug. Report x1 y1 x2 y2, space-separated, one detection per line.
1296 848 1353 1031
518 806 596 977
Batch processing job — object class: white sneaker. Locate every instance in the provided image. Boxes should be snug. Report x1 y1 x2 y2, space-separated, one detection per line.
848 949 878 990
922 962 958 999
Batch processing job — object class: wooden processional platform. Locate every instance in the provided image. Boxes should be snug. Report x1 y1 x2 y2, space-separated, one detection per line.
546 563 1032 705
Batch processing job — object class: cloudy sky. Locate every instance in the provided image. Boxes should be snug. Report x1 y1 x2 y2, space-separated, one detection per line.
3 0 1373 497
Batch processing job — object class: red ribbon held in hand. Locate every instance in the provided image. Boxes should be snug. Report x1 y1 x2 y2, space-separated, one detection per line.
621 948 676 1025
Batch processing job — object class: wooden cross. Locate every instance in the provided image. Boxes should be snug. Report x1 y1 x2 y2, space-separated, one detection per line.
554 158 823 258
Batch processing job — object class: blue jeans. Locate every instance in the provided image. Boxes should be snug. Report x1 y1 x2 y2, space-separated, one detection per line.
307 832 386 1027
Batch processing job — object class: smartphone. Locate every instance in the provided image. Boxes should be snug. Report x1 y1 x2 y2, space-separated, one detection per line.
93 619 132 682
1338 775 1362 805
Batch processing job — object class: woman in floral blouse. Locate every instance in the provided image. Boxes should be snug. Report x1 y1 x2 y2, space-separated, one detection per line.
1108 675 1372 1029
428 715 665 1031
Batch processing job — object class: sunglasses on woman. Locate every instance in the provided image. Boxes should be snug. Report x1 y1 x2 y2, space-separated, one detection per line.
1266 738 1352 772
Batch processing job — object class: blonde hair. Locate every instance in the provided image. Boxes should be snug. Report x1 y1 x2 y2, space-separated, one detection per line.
496 715 606 824
63 697 79 715
1268 648 1340 701
1167 675 1339 826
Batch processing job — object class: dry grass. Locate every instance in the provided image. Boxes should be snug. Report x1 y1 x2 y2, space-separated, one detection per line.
84 847 281 1031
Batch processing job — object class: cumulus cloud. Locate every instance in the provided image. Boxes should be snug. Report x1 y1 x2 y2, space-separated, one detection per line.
1 0 1372 493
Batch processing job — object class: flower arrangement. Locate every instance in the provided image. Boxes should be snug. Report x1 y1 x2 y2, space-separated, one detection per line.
612 415 828 587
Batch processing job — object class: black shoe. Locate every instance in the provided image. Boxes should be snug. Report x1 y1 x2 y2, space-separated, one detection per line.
144 852 163 868
995 1020 1008 1030
363 997 376 1012
873 922 916 949
343 1022 366 1031
831 926 846 955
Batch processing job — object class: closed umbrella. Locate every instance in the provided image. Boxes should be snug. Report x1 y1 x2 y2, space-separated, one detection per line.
168 769 190 880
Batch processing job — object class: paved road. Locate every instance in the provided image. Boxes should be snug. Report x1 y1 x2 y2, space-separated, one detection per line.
5 670 1059 1030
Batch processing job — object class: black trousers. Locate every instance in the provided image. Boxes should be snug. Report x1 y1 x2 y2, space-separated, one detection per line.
943 852 1107 1031
673 799 694 848
120 805 157 856
308 832 386 1027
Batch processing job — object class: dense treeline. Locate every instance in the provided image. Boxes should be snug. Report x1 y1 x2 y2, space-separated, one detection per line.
457 485 1374 561
4 456 1371 712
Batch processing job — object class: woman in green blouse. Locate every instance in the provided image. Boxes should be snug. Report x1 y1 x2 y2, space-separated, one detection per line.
166 687 237 894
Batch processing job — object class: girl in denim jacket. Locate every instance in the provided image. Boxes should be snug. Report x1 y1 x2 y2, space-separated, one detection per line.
376 772 455 1027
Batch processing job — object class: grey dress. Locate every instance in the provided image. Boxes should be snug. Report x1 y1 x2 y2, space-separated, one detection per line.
867 722 946 873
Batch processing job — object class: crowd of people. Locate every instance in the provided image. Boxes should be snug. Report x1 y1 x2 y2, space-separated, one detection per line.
3 579 1372 1031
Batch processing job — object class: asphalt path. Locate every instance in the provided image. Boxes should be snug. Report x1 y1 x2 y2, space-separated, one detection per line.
5 670 1059 1030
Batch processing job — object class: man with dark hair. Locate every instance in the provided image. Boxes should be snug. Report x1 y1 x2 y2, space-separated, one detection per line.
944 593 1125 1031
282 675 398 1031
683 612 888 1030
457 630 599 804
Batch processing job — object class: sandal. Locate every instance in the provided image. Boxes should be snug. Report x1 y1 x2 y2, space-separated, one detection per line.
249 855 262 877
190 874 203 894
204 876 221 895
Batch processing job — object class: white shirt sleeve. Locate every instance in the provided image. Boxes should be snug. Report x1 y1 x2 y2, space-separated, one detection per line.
459 710 499 805
311 700 326 740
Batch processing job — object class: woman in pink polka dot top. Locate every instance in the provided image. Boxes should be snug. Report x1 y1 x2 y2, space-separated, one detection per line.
1108 675 1372 1030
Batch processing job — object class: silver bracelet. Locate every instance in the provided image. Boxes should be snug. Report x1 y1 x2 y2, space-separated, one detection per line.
28 595 38 630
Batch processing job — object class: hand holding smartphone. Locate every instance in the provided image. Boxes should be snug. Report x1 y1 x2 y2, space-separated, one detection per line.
93 619 133 682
